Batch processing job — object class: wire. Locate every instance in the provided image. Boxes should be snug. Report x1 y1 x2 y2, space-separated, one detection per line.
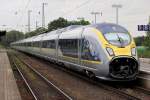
61 0 91 17
16 0 31 27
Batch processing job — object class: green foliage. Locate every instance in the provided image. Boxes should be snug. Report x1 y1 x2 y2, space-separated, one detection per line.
0 43 4 48
143 36 150 49
1 30 24 46
137 47 150 58
143 22 150 49
25 27 47 38
147 22 150 36
67 19 90 26
48 17 90 31
134 36 145 46
137 21 150 58
0 17 90 46
48 17 68 31
25 17 90 37
0 31 6 36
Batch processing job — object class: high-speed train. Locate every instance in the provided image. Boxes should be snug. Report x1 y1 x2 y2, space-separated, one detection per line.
11 23 139 81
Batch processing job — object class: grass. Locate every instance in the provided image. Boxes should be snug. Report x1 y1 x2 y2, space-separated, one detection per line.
0 43 4 48
137 46 150 58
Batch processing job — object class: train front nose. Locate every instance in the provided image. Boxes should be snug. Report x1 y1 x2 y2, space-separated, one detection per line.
109 57 139 79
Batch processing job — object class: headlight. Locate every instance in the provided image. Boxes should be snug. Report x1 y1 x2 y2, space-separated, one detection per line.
106 47 114 56
131 47 136 56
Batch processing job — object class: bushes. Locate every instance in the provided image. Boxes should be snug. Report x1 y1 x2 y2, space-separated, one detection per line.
137 46 150 58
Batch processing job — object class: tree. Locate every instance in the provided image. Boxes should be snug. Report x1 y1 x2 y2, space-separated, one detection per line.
143 21 150 49
1 30 24 46
0 31 6 37
48 17 90 31
25 17 90 38
68 19 90 26
23 17 90 38
134 36 145 46
25 27 47 38
147 21 150 36
48 17 68 31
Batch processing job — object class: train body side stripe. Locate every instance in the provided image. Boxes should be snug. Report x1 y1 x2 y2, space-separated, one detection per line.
61 55 101 64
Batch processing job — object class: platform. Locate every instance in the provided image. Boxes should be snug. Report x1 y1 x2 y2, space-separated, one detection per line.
140 58 150 73
0 50 21 100
140 62 150 73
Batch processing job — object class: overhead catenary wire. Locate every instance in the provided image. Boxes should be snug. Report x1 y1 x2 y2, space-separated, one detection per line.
16 0 31 28
16 0 93 31
61 0 91 17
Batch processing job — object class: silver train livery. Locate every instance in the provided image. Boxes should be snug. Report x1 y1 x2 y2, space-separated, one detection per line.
11 23 139 81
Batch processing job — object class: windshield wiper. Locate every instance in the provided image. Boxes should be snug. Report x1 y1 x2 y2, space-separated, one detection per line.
116 33 124 47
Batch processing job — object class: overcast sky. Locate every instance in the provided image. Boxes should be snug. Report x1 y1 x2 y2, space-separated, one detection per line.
0 0 150 37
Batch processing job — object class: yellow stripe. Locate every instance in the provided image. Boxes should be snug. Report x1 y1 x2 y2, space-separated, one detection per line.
92 28 111 60
61 55 78 61
92 28 136 59
81 59 101 64
61 55 101 64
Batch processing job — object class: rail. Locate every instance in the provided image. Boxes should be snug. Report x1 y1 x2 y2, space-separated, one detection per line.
14 54 73 100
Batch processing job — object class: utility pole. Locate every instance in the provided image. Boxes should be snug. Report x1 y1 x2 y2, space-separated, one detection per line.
28 10 32 32
36 21 38 30
91 12 102 23
112 4 122 24
42 3 48 28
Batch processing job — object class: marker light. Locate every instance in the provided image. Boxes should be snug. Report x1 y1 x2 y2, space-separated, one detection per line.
106 47 114 56
131 47 136 56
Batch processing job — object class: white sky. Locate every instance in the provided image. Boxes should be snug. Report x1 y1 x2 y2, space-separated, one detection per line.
0 0 150 37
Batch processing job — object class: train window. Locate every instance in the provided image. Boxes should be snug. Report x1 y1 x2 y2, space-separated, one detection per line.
47 40 55 48
32 41 40 47
26 42 28 47
59 39 78 58
81 27 101 61
104 33 131 46
96 23 128 34
51 40 56 49
27 42 32 47
28 42 31 47
24 43 26 46
42 40 56 49
96 23 131 47
36 42 38 47
33 42 36 47
81 38 100 61
37 41 40 47
42 41 47 48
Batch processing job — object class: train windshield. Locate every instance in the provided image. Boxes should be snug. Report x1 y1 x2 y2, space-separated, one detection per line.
96 24 131 47
104 32 130 47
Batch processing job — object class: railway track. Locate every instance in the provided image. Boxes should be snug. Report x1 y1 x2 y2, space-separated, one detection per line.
12 59 38 100
137 71 150 90
50 63 150 100
11 50 150 100
8 53 36 100
10 53 72 100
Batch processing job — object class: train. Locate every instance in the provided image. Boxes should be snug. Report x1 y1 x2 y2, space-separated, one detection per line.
11 23 139 81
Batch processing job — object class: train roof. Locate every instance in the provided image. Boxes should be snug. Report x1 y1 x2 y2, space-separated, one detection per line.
11 25 84 44
11 23 127 44
92 23 128 33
